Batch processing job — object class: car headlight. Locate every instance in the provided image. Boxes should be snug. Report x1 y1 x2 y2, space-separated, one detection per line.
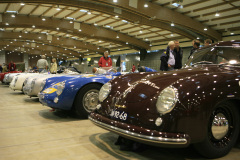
24 78 29 86
99 82 112 102
156 86 178 115
29 78 36 93
40 79 46 91
56 81 65 96
13 77 18 87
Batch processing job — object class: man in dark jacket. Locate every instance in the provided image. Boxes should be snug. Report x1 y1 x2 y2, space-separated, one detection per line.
188 40 200 59
174 40 183 69
160 41 176 71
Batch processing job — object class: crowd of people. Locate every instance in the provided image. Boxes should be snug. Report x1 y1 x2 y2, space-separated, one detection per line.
160 39 212 71
0 61 17 73
1 39 212 73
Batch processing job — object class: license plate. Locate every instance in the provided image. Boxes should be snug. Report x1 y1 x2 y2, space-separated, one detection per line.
110 110 128 121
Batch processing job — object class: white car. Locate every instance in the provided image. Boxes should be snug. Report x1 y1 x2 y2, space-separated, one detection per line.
23 67 81 97
3 73 25 84
10 73 39 91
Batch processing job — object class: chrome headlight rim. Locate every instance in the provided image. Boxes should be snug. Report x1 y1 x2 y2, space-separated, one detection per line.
13 76 18 87
40 79 47 92
156 85 179 115
99 82 112 102
56 81 65 96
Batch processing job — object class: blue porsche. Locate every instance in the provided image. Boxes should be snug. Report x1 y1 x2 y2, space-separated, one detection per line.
39 67 156 118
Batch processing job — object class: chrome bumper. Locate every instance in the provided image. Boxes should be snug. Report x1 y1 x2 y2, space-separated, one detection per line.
89 115 189 146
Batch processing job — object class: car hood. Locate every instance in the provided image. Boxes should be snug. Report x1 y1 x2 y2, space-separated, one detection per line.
109 65 221 103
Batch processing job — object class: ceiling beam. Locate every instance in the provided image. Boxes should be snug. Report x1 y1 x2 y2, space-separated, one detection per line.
0 31 104 53
1 0 210 40
0 14 149 50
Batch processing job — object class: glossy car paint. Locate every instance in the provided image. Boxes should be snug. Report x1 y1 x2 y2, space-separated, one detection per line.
0 71 21 83
90 41 240 148
39 73 121 110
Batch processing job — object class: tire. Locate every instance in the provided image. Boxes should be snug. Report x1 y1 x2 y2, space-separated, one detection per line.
73 83 102 119
194 101 239 158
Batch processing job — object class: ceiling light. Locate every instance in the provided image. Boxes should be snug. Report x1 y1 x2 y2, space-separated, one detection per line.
171 33 173 36
57 37 59 40
19 35 22 37
197 37 200 39
24 31 28 33
215 11 220 17
116 35 119 38
79 29 82 32
171 3 183 9
42 17 46 21
39 37 41 39
79 9 88 12
113 0 118 2
144 4 148 8
126 42 128 44
20 2 25 6
70 20 73 23
88 11 91 15
139 30 143 33
32 25 35 28
97 47 99 49
231 32 234 35
115 15 119 18
149 44 152 46
56 5 61 11
171 22 174 26
11 14 15 18
6 23 9 25
204 27 207 31
56 27 59 30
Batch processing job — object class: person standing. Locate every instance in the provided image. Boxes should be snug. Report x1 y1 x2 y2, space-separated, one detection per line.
37 55 48 73
8 61 16 71
98 51 112 67
188 40 200 59
2 63 8 73
174 40 183 69
160 41 176 71
50 58 57 74
132 64 136 72
0 64 2 73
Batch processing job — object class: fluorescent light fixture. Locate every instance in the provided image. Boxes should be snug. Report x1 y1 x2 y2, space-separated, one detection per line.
6 11 18 13
122 20 128 23
67 17 74 20
79 9 88 12
172 3 183 9
105 25 111 28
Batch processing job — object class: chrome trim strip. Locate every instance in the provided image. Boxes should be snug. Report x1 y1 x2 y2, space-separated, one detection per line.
89 116 188 145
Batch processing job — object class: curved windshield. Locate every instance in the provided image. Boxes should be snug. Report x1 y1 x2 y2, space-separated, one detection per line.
186 46 240 67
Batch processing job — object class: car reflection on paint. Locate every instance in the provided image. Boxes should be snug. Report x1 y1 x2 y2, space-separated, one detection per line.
89 40 240 158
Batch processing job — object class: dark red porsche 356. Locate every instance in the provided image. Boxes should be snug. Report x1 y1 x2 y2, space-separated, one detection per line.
89 41 240 158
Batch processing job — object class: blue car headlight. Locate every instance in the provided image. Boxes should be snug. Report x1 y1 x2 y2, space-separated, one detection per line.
56 81 65 96
156 86 178 115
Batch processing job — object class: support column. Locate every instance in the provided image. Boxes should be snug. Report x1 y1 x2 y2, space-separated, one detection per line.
0 51 6 65
24 53 29 70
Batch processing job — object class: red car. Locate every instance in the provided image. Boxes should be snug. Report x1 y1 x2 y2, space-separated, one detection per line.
0 71 22 82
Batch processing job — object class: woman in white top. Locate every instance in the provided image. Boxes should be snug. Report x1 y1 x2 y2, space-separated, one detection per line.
50 58 57 74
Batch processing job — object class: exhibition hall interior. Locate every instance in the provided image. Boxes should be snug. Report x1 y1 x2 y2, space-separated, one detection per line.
0 0 240 159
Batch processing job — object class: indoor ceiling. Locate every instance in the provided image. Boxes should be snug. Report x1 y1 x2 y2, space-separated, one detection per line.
0 0 239 60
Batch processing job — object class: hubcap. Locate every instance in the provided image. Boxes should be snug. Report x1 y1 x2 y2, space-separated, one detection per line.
211 113 229 140
83 89 99 112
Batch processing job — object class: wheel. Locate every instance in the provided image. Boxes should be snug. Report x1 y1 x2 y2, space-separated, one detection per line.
73 84 102 118
194 101 239 158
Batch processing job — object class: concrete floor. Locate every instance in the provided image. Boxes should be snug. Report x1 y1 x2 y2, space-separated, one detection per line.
1 84 240 160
